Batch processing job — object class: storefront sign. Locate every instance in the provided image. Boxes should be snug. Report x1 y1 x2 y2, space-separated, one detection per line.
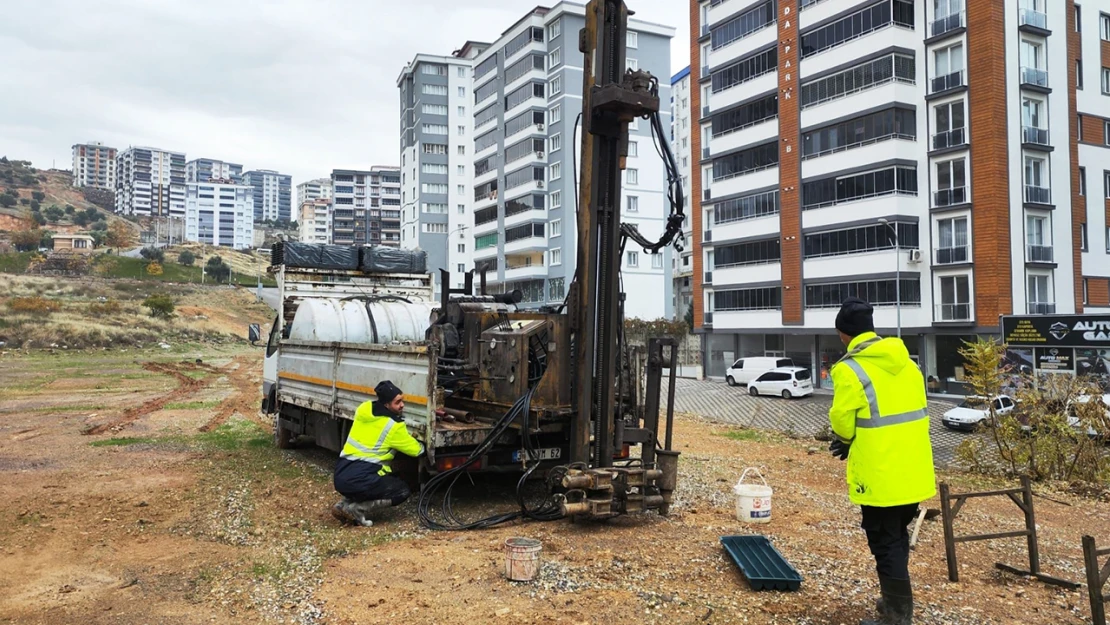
1035 347 1074 371
1002 315 1110 347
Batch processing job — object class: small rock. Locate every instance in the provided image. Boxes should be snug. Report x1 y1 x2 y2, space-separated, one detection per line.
59 584 77 594
495 607 511 617
136 501 148 508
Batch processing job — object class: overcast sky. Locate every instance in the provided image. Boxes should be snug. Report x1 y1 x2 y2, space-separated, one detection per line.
0 0 689 186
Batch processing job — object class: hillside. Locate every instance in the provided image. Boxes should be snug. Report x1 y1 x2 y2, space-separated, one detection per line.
0 158 136 235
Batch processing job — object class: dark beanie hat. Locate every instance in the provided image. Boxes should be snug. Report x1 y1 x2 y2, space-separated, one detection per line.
835 297 875 337
375 380 403 404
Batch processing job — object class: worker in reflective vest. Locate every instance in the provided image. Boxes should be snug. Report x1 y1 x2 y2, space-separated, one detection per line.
331 380 425 527
828 297 936 625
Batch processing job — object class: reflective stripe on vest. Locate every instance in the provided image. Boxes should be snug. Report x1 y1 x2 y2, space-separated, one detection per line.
841 358 928 429
341 420 396 463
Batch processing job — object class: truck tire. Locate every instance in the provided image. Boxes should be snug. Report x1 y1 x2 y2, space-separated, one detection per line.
274 420 294 449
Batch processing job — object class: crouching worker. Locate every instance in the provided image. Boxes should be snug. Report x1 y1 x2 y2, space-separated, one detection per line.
331 380 424 527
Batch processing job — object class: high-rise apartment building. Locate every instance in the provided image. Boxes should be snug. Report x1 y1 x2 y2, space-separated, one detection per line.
298 198 332 245
690 0 1110 386
242 169 292 223
329 167 402 247
398 42 487 301
186 158 244 184
184 181 254 249
671 66 695 322
461 3 675 316
297 178 333 207
71 141 117 190
115 146 186 217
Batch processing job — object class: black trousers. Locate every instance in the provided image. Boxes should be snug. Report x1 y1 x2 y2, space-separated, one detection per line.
334 458 412 506
861 504 920 581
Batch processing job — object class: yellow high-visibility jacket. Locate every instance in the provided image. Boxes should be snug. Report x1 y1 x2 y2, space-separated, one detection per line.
829 332 936 507
340 401 424 475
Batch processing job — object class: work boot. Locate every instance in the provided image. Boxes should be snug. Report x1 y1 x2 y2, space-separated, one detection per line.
861 576 912 625
348 499 392 527
330 499 358 525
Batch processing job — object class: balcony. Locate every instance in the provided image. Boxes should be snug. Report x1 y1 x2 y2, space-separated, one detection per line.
504 235 547 254
1018 8 1049 33
1022 126 1050 147
936 303 972 322
930 11 966 39
931 128 967 151
1024 185 1051 205
1020 67 1050 91
930 70 965 95
1027 302 1056 315
933 187 968 208
935 246 970 265
1026 244 1054 263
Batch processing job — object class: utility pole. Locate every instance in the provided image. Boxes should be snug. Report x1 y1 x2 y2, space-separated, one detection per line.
878 218 901 339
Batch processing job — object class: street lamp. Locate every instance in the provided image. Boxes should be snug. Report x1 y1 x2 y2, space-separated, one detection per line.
878 218 901 339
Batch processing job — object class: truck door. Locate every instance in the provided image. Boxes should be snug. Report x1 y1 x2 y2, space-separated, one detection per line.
262 315 280 413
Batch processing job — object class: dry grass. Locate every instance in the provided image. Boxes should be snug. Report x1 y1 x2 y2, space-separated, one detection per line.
167 243 270 276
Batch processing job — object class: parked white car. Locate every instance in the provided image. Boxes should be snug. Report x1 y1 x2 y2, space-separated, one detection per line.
941 396 1016 431
1063 395 1107 438
748 367 813 399
726 357 795 387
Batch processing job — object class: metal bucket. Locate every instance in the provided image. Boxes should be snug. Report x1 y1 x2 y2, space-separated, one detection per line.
503 537 542 581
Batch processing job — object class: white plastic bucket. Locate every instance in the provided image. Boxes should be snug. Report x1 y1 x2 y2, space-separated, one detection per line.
733 467 773 524
504 537 542 581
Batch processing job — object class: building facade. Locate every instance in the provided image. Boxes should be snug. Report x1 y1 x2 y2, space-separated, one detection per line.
671 66 696 322
243 169 292 223
115 146 186 217
329 167 402 247
71 141 116 190
464 3 675 317
297 178 333 207
184 181 255 249
299 198 332 244
398 43 487 302
690 0 1110 388
186 158 244 184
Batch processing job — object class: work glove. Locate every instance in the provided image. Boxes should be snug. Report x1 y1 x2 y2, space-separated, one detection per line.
829 439 850 461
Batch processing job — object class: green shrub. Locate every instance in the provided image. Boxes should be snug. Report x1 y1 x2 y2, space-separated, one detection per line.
178 250 196 266
142 293 175 319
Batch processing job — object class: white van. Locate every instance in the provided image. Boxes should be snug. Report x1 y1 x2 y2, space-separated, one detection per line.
726 357 795 386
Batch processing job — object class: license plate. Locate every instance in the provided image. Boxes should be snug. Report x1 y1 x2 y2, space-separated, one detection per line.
513 447 562 462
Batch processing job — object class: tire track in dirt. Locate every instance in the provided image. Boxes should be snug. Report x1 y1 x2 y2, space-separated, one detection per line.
81 362 214 436
198 356 265 432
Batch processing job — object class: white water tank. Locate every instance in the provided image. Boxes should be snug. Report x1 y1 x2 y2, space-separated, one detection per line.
289 298 437 344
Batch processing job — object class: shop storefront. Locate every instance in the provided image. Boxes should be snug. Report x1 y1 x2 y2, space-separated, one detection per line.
1002 314 1110 392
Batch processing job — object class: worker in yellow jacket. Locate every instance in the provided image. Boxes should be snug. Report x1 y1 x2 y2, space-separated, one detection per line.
331 380 424 527
828 297 936 625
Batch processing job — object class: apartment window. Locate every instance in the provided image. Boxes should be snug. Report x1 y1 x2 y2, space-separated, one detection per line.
423 104 448 115
1076 4 1083 31
422 163 448 175
476 233 498 249
458 146 465 156
938 275 971 321
804 222 918 258
505 165 544 190
715 287 781 311
506 223 545 243
628 141 638 157
801 1 915 59
1080 167 1087 196
550 134 562 153
549 219 562 238
549 48 562 69
715 190 779 224
711 1 774 50
551 77 563 96
458 87 466 98
457 184 465 196
652 254 664 269
801 54 915 108
1102 13 1110 40
423 124 448 135
423 223 448 234
422 203 448 214
457 125 465 136
548 19 562 40
423 84 448 96
806 279 921 308
713 142 779 180
475 129 498 152
1026 214 1051 262
627 251 639 267
935 159 967 206
715 239 781 267
1106 227 1110 253
1085 278 1090 305
802 166 918 209
626 168 638 185
1028 274 1052 312
937 217 969 264
550 105 562 124
1078 60 1085 90
802 107 916 159
551 163 562 180
1025 156 1049 203
422 64 447 76
423 144 447 156
933 44 965 91
627 31 638 48
457 165 465 176
458 204 465 214
551 191 562 208
1106 121 1110 145
711 47 777 93
933 100 966 149
1102 68 1110 94
550 248 562 266
1081 223 1089 251
422 183 448 194
627 195 639 212
627 58 638 71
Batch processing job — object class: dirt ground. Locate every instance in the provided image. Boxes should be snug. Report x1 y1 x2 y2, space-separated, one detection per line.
1 348 1108 625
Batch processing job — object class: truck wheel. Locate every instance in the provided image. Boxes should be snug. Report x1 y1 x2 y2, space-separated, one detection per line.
274 421 294 449
726 376 736 387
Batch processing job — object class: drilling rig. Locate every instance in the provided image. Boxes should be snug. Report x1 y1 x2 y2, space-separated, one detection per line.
264 0 686 528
